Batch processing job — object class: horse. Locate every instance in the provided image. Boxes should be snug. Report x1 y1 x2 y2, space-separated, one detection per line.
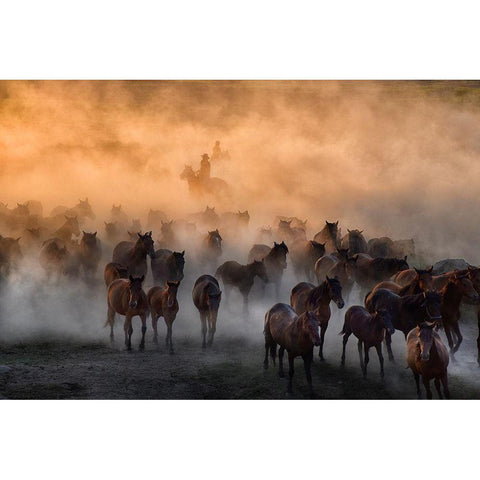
220 210 250 230
406 322 450 399
289 239 325 281
192 274 222 348
104 262 129 287
147 209 168 230
367 237 394 258
313 221 340 254
438 272 480 360
147 281 180 353
39 238 72 278
112 232 156 276
256 226 273 244
180 165 230 199
370 267 434 296
263 303 320 398
200 229 222 270
105 275 148 351
53 215 80 244
340 306 395 378
290 276 345 360
216 259 268 314
50 198 96 224
365 288 443 362
314 250 356 300
354 254 409 297
151 249 185 285
0 236 22 275
248 241 289 298
157 220 179 249
78 231 102 276
104 221 120 244
275 220 306 244
340 229 368 255
110 204 129 227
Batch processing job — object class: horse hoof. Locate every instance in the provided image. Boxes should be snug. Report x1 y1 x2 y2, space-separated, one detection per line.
139 344 145 351
263 362 268 370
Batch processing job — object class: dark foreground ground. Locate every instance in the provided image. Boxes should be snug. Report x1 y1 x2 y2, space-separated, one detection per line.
1 313 480 400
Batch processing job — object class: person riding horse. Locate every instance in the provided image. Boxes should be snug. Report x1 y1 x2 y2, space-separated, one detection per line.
198 153 211 182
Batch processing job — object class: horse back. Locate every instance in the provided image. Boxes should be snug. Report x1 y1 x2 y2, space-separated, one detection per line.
265 303 297 346
112 241 134 263
248 244 270 263
290 282 315 314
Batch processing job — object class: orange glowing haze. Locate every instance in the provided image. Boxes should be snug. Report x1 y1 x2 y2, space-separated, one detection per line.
1 80 480 261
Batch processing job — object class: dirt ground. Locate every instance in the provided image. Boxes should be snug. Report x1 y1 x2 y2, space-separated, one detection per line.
1 305 480 400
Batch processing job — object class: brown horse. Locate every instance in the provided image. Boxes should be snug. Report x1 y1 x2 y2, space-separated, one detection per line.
365 288 443 362
104 221 120 244
371 267 434 296
289 239 325 281
105 275 148 351
147 281 180 353
157 220 178 249
78 231 102 276
313 220 340 254
406 322 450 399
394 268 453 291
341 306 395 378
290 277 345 360
151 249 185 285
216 260 268 314
200 229 222 270
53 215 80 244
39 238 71 278
104 262 129 287
438 272 480 360
367 237 394 258
314 250 356 300
354 254 409 296
248 241 289 298
340 229 368 255
263 303 320 397
192 274 222 348
180 165 230 199
0 236 22 275
112 232 156 276
50 198 96 224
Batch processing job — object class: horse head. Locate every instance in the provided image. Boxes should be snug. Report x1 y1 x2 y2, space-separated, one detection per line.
326 275 345 309
415 322 437 361
128 275 145 309
137 231 156 259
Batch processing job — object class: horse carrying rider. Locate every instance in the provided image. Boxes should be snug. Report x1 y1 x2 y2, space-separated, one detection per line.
198 153 211 182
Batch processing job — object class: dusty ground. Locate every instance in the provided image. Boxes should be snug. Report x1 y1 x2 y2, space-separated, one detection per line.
1 306 480 400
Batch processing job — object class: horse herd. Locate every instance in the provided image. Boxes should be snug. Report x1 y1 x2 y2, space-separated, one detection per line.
1 199 480 399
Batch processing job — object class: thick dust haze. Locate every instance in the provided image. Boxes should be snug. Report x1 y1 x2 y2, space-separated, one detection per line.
2 80 480 261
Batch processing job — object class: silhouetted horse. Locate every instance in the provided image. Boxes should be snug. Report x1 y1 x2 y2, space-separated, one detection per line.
290 276 345 360
216 260 268 314
78 231 102 276
0 236 22 275
290 239 325 281
104 262 129 287
157 220 178 249
371 267 434 296
104 221 120 243
147 281 180 353
200 229 222 270
39 238 70 278
264 303 320 397
340 229 368 255
314 250 356 300
151 249 185 285
105 275 148 351
406 322 450 399
180 165 230 199
248 241 288 298
112 232 156 276
276 220 306 243
50 198 95 224
192 274 222 348
367 237 394 258
53 215 80 244
314 221 340 254
365 288 442 362
341 306 395 378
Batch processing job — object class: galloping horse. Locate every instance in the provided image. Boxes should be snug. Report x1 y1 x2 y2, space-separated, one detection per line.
151 249 185 285
112 232 156 276
180 165 230 199
264 303 320 397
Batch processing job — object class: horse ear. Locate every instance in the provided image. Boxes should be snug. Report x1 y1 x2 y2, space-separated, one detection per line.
181 250 185 256
326 275 331 282
404 255 407 261
82 230 86 235
93 231 97 236
137 233 142 238
104 221 107 226
129 275 134 282
414 267 419 273
347 229 351 233
359 230 363 234
427 266 433 273
140 275 145 282
15 237 21 242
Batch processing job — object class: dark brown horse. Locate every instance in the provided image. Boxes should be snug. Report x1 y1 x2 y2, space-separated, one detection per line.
200 229 222 270
192 274 222 348
147 281 180 353
53 215 81 244
157 220 178 249
264 303 320 397
289 239 325 281
112 232 156 276
365 288 442 362
406 322 450 399
50 198 96 224
105 275 148 351
39 238 70 278
371 267 434 296
216 260 268 314
341 306 395 378
367 237 394 258
340 229 368 255
104 262 129 287
313 220 340 254
104 221 120 244
248 241 289 298
151 249 185 285
290 277 345 360
314 250 356 300
0 236 22 275
78 231 102 276
438 272 479 360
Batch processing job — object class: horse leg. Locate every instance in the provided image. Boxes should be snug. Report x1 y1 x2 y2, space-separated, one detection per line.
318 325 327 361
124 316 133 351
242 292 249 316
375 343 384 379
107 306 115 343
413 371 421 399
477 307 480 365
201 312 207 349
139 314 146 351
207 313 216 347
263 341 270 370
434 378 443 399
287 352 295 396
278 346 285 378
357 339 364 374
441 373 450 399
151 312 159 345
422 377 433 400
363 346 370 378
451 320 463 354
302 350 314 398
384 331 395 362
165 317 174 354
341 333 350 366
443 322 455 361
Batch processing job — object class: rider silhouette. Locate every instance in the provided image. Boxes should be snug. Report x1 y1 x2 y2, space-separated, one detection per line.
212 141 221 161
198 153 211 182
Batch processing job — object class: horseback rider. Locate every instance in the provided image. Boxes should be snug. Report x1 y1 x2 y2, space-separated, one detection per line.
198 153 211 182
212 140 221 161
